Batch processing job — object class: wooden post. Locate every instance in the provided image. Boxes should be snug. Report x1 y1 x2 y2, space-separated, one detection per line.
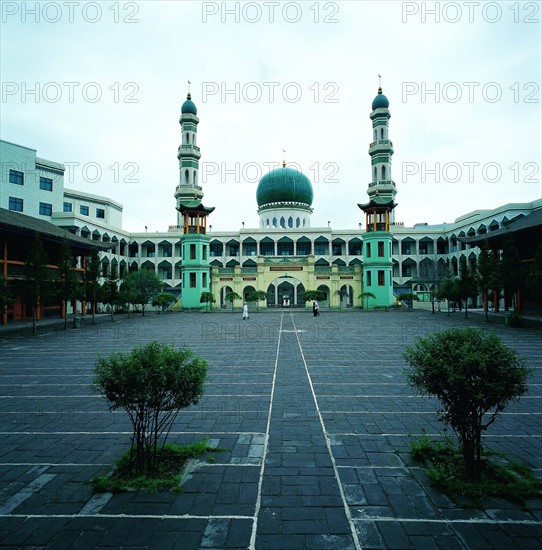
2 240 8 325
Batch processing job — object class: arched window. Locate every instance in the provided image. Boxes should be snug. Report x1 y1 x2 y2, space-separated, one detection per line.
374 129 377 141
296 217 300 228
303 218 306 227
380 128 384 139
373 167 377 182
272 217 277 228
288 216 293 228
193 172 197 185
185 132 188 144
280 216 286 228
382 165 386 180
185 169 189 184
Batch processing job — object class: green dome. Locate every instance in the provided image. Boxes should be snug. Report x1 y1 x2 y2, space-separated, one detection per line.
257 167 314 207
181 93 197 115
372 87 389 110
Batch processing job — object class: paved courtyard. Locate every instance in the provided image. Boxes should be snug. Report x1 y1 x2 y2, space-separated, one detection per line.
0 310 541 549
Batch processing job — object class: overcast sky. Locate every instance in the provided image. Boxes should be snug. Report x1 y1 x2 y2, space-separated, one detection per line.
2 1 540 232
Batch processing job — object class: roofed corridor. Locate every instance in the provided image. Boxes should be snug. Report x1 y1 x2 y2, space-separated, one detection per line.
0 310 541 548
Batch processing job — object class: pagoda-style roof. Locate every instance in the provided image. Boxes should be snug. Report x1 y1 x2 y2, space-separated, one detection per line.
358 197 397 211
177 200 215 214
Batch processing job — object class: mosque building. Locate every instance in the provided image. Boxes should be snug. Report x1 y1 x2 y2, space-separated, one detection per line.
1 87 540 320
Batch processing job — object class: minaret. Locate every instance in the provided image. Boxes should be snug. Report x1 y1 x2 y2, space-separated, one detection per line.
367 85 397 223
358 84 397 307
176 89 215 309
175 89 203 227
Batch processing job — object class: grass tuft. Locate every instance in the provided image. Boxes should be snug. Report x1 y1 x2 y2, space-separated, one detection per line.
410 437 541 508
89 439 225 494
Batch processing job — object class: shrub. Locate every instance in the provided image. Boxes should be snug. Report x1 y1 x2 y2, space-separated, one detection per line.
94 341 207 476
404 328 531 479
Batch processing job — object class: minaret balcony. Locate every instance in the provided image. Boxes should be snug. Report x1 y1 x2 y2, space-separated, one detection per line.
175 184 203 197
177 144 201 159
368 180 396 190
368 139 394 154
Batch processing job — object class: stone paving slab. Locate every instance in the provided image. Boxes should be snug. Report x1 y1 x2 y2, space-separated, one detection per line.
0 310 541 548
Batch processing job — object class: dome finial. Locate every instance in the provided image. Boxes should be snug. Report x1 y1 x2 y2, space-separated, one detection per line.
282 149 286 168
187 80 191 100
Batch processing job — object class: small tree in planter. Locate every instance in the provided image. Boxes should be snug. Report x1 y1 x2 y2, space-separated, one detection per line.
94 341 208 476
152 292 176 313
358 291 376 310
246 290 267 312
398 292 419 310
304 290 325 304
200 291 216 311
404 327 531 480
224 291 242 311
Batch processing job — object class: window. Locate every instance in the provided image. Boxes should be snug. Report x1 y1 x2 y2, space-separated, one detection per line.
378 270 385 286
366 242 371 258
8 197 23 212
40 177 53 191
80 205 89 216
202 245 207 260
9 170 23 185
202 273 207 288
63 202 72 212
96 208 105 219
190 244 196 260
189 272 196 288
366 271 372 286
378 241 384 257
39 202 52 216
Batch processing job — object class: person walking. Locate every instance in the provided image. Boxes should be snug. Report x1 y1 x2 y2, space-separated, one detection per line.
242 302 249 320
312 300 320 317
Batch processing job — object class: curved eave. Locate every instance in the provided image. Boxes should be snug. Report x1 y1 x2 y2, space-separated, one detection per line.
177 201 215 214
358 198 397 211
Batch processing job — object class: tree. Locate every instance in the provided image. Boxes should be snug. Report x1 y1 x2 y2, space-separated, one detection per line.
85 249 102 325
200 291 216 311
123 269 163 315
500 234 525 311
246 290 267 312
304 290 325 303
398 292 419 310
436 276 460 315
525 241 542 307
118 273 137 316
23 236 54 335
336 287 348 310
418 258 446 314
94 341 208 476
224 290 242 311
101 265 120 321
457 256 478 319
152 292 176 313
358 291 376 310
404 328 531 479
57 242 83 329
0 274 13 323
477 245 500 322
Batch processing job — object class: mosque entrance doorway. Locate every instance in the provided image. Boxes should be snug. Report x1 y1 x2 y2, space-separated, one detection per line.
267 277 306 308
